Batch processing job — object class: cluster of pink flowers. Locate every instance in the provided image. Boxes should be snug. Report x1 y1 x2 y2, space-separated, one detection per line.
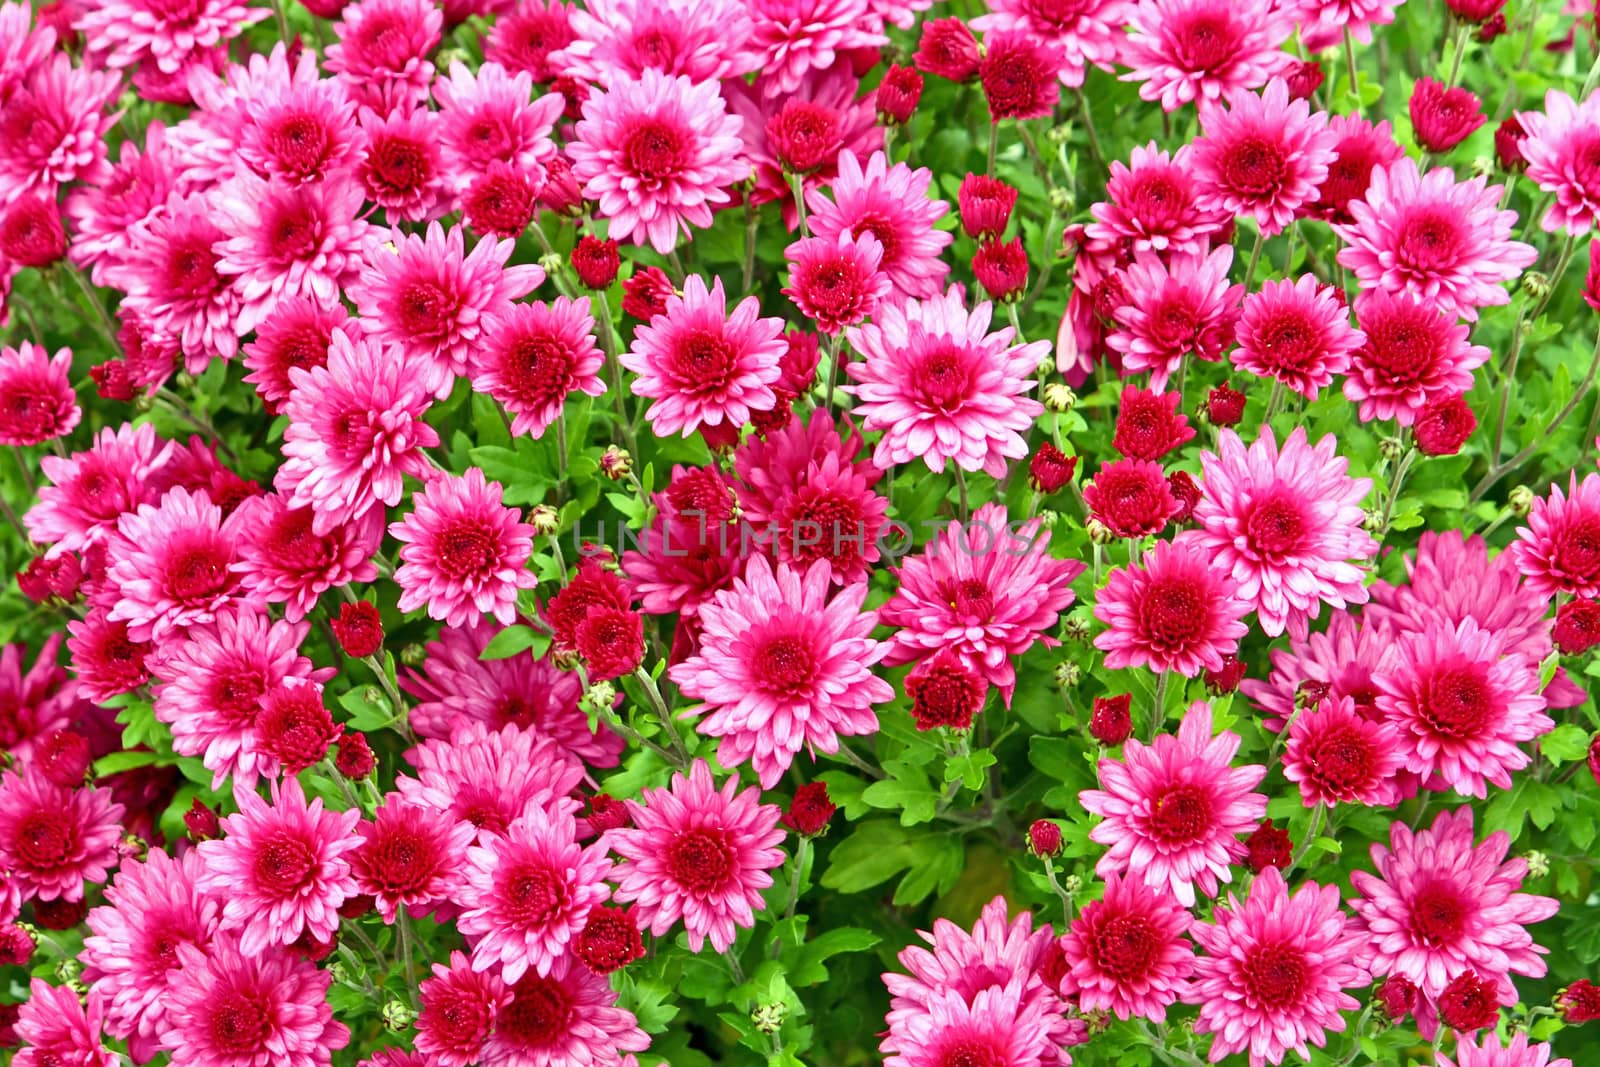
2 0 1600 1065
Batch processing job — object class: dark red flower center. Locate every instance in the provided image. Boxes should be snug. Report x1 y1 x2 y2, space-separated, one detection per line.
1142 573 1208 651
1092 913 1159 982
267 113 334 180
208 991 272 1054
354 15 413 67
624 119 687 182
365 824 442 898
365 134 434 197
398 280 461 342
1361 304 1444 384
1245 494 1306 557
253 833 318 896
1147 783 1211 844
938 1039 1006 1067
504 862 567 926
754 633 816 696
913 346 976 411
435 519 500 580
1221 136 1287 198
1173 13 1235 72
1556 516 1600 581
167 235 222 300
15 810 75 869
500 974 573 1049
1410 880 1470 945
425 987 494 1052
671 328 737 392
1420 664 1495 741
666 827 734 894
1304 720 1378 795
1251 308 1321 372
1396 208 1465 273
264 198 322 261
165 542 231 602
849 212 900 265
1243 941 1308 1010
211 664 269 725
264 506 329 570
148 927 188 971
499 333 574 407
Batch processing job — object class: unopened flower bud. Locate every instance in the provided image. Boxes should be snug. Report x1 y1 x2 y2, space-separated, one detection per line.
1521 271 1551 300
1085 517 1115 545
400 643 427 667
1362 508 1385 534
1061 615 1091 642
751 1002 786 1034
1508 485 1534 516
529 505 560 536
599 445 632 480
1061 874 1081 893
382 1000 417 1031
1028 819 1062 857
1053 661 1081 688
54 958 83 984
1524 850 1550 878
1047 187 1073 213
1045 124 1072 145
1379 435 1406 461
1043 383 1077 412
580 680 616 720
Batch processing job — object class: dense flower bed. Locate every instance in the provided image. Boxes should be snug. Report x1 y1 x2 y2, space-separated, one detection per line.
2 0 1600 1065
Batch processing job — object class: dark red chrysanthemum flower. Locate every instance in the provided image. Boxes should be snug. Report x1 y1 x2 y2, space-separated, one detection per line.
1083 458 1181 538
914 17 981 82
1410 78 1486 154
958 174 1018 240
0 196 66 268
973 237 1029 303
1205 383 1246 427
622 266 675 321
782 782 836 836
256 684 339 775
1027 819 1062 857
1555 597 1600 655
1089 693 1132 746
1028 443 1078 493
1558 978 1600 1023
574 905 645 975
571 236 620 290
184 798 221 841
877 65 923 125
1375 974 1417 1021
335 731 376 779
1413 394 1478 456
332 600 383 659
906 649 988 731
1203 653 1246 695
1437 971 1499 1032
33 730 91 787
1243 819 1291 873
574 606 645 682
979 32 1061 122
1113 386 1195 460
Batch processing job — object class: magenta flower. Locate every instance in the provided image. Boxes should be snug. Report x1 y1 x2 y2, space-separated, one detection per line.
0 341 78 446
970 0 1124 89
1374 618 1550 799
1187 868 1370 1067
746 0 886 97
0 55 119 205
1233 275 1365 399
82 848 220 1050
1086 143 1228 256
350 797 475 925
670 556 893 788
116 192 250 367
325 0 442 111
568 68 746 254
1513 472 1600 599
76 0 266 75
1191 79 1337 236
394 722 589 842
846 286 1047 476
355 107 450 225
230 493 383 622
26 423 172 557
1345 287 1490 424
609 759 786 952
1350 808 1558 1003
460 806 612 981
783 229 890 335
882 503 1082 701
807 150 952 300
1519 88 1600 234
1059 873 1195 1022
1094 539 1251 677
65 123 179 285
417 951 509 1067
13 979 117 1067
469 296 607 439
433 60 563 193
105 486 242 644
621 273 786 436
351 221 545 398
481 958 649 1067
555 0 757 85
1283 695 1405 807
158 937 351 1067
391 468 537 628
883 983 1055 1067
1333 159 1536 321
1120 0 1294 111
1107 246 1241 391
0 770 124 902
1182 427 1375 638
1080 702 1268 907
275 329 441 537
241 299 350 414
1439 1033 1572 1067
195 777 362 956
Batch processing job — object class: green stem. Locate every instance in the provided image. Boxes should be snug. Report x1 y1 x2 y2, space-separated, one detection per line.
824 331 844 413
1148 671 1169 742
1074 89 1106 171
1243 228 1265 290
1343 28 1361 105
396 908 418 1010
782 837 809 927
1471 331 1600 503
986 121 999 177
633 667 691 766
1443 24 1470 90
1042 856 1075 918
954 467 970 522
741 196 761 295
787 171 810 237
1288 803 1325 872
591 290 638 457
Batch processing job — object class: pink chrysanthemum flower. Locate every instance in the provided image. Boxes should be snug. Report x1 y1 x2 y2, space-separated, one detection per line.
0 771 124 902
0 54 119 205
391 468 538 628
1191 79 1337 235
1345 288 1491 424
116 192 251 367
351 796 475 924
241 299 349 414
66 123 180 285
480 957 650 1067
971 0 1124 88
746 0 886 97
1520 89 1600 234
82 848 220 1050
846 286 1047 475
1233 275 1365 399
159 937 350 1067
1085 143 1228 256
1080 702 1268 907
75 0 265 74
807 150 952 300
1374 618 1550 799
1288 0 1399 46
1282 695 1405 808
1513 472 1600 599
1439 1033 1573 1067
0 635 81 767
1350 808 1558 1004
418 951 510 1067
469 296 607 439
356 107 450 225
1182 427 1376 638
14 979 117 1067
27 423 173 557
433 60 563 192
1094 539 1251 677
882 503 1083 701
1188 867 1369 1067
1333 159 1536 321
621 273 786 436
0 1 55 101
325 0 442 111
460 805 612 981
152 606 331 789
1312 113 1406 223
568 68 745 254
609 759 785 952
230 493 382 622
621 471 744 619
554 0 756 85
195 777 361 956
67 612 153 706
884 983 1055 1067
784 229 890 335
398 627 621 766
1120 0 1294 111
1107 246 1241 391
104 487 242 644
230 48 361 185
1060 873 1195 1022
884 895 1081 1064
395 722 588 842
669 557 893 788
275 330 441 536
351 221 545 398
0 341 78 446
214 172 374 321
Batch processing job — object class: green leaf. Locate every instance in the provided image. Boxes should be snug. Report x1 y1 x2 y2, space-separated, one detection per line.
1540 723 1590 765
478 624 550 661
892 835 963 906
93 750 166 777
820 820 916 894
860 762 939 826
786 927 880 987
